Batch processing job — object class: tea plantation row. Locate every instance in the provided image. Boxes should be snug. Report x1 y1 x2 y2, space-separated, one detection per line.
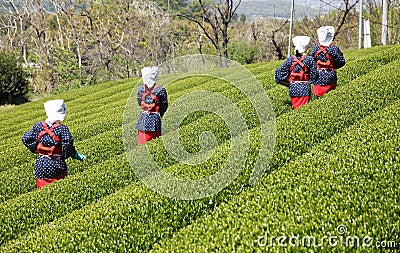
153 92 400 253
0 46 398 251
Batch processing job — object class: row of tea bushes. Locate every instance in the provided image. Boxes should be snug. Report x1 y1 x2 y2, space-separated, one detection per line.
1 56 399 251
151 99 400 253
0 59 290 201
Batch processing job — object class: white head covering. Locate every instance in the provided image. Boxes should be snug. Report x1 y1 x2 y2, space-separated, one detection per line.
141 66 159 89
317 26 335 46
44 99 66 123
292 36 310 53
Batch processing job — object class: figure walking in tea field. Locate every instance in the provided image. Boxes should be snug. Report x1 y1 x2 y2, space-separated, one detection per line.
136 66 168 144
22 99 86 189
311 26 346 97
274 36 318 109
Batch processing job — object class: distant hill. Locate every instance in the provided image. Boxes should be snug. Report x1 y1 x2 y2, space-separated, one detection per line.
0 0 326 20
237 0 329 20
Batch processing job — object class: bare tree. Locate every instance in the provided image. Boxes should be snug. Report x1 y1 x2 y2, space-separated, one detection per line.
3 0 59 90
0 0 31 64
319 0 360 37
271 20 289 60
0 0 173 89
179 0 241 66
251 20 260 41
286 0 361 50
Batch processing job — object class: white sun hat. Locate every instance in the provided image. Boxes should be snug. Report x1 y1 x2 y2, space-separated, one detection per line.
317 26 335 46
44 99 67 123
292 36 311 53
141 66 159 89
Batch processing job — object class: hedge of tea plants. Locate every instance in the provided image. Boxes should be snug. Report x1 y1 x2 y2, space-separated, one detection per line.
0 58 309 203
0 46 399 252
151 99 400 253
0 61 283 244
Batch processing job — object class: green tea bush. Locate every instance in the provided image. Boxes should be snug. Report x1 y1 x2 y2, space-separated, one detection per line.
151 99 400 253
0 62 286 201
0 47 399 251
1 56 399 251
0 51 29 105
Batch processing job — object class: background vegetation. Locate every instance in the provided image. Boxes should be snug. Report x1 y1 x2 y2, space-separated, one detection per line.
0 0 399 98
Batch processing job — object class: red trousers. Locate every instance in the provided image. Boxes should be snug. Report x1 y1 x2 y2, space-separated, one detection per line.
291 96 310 109
138 130 162 145
313 84 336 97
36 174 66 189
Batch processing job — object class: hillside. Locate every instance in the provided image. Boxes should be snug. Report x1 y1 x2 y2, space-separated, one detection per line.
0 45 399 252
237 0 322 20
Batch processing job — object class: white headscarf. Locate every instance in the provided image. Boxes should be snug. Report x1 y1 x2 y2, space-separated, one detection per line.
44 99 66 124
317 26 335 46
292 36 310 53
141 66 159 89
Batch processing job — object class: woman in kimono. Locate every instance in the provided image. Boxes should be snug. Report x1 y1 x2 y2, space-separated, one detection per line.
310 26 346 97
136 66 168 144
275 36 318 109
22 99 86 189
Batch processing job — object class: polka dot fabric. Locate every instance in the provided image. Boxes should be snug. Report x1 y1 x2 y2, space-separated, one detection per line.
310 43 346 86
274 54 318 97
289 82 312 97
136 85 168 132
22 122 77 179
